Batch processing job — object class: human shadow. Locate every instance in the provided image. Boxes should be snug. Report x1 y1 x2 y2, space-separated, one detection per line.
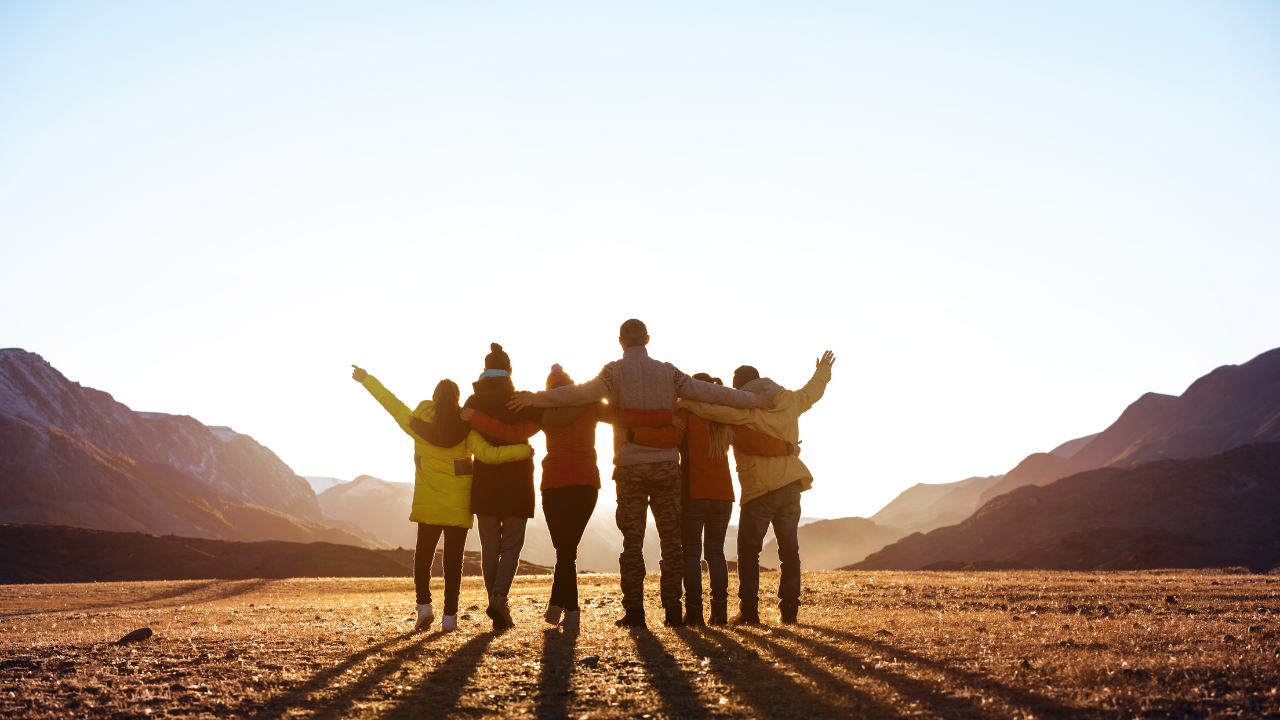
774 625 1082 719
535 626 578 719
627 628 710 720
259 630 434 718
375 632 496 720
674 626 891 719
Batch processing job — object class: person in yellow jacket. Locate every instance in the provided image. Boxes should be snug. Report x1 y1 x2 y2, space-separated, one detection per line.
351 365 532 633
678 350 835 626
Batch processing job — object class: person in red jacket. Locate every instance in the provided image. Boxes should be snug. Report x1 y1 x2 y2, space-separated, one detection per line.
461 363 671 630
632 373 799 626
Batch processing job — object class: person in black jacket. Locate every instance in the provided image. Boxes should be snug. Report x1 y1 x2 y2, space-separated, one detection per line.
464 343 537 631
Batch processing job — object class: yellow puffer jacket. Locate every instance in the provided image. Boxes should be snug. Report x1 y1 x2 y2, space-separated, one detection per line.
680 365 831 505
362 375 531 528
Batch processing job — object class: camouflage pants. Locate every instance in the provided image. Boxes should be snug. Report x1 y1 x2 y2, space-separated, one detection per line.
614 461 683 612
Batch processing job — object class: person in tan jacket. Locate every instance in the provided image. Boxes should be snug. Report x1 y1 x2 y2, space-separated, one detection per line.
679 350 835 625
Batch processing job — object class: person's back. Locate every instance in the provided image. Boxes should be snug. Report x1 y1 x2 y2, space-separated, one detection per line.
509 319 767 628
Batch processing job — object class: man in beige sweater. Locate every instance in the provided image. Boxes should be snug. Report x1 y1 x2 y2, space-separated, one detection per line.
679 350 835 625
508 319 773 627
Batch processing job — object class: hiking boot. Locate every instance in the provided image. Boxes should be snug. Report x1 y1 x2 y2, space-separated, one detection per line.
664 606 685 628
415 603 435 632
442 615 458 632
683 604 705 626
709 601 728 626
781 605 799 625
562 610 581 631
614 609 647 627
730 604 760 625
544 604 564 626
487 599 513 632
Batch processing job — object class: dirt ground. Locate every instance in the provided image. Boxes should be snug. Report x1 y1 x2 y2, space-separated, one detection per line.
1 570 1278 719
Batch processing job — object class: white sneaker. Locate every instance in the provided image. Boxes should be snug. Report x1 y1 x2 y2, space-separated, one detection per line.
544 604 564 626
415 603 435 632
563 610 580 630
442 614 458 632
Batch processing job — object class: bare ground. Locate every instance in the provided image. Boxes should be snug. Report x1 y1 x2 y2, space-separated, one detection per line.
1 570 1278 719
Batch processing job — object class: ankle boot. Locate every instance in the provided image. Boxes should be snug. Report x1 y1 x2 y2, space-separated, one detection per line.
683 604 705 626
730 603 760 625
709 600 728 625
664 605 685 627
781 604 799 625
614 608 647 627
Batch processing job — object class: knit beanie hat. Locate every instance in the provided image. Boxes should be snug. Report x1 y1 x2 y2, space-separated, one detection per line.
732 365 760 390
484 343 512 372
546 363 573 390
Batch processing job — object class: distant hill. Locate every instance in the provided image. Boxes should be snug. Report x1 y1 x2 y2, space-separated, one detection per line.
304 476 349 494
870 475 1002 534
318 475 417 548
0 524 551 584
0 349 378 547
849 442 1280 573
977 347 1280 506
759 517 905 570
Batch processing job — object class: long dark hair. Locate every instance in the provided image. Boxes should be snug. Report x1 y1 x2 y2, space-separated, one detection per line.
411 379 471 448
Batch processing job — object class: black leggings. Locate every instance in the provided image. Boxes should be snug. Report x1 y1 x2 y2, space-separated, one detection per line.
542 485 598 611
415 523 469 614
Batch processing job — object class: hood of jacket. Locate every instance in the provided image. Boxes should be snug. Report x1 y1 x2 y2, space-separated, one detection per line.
741 377 785 398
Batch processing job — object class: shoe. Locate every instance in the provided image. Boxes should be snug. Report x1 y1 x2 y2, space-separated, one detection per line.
562 610 580 631
664 606 685 627
683 604 705 626
486 602 505 632
709 601 728 626
415 603 435 632
614 609 647 627
781 605 798 625
498 601 515 629
442 614 458 632
544 604 564 626
730 603 760 625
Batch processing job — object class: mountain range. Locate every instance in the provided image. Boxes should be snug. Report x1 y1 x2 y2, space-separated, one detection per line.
0 349 376 547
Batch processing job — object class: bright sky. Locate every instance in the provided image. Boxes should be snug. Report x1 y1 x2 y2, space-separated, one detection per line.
2 2 1278 520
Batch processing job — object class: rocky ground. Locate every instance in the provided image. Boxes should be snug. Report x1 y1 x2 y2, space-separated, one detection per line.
1 570 1278 719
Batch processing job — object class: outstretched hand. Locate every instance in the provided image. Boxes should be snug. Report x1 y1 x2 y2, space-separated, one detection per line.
754 393 776 410
460 407 475 422
817 350 836 370
506 391 535 411
351 365 368 382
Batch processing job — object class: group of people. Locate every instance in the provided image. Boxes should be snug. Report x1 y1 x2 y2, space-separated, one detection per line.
351 318 834 633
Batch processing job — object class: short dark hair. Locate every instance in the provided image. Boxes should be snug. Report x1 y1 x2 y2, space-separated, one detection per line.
732 365 760 389
692 373 723 386
619 319 648 348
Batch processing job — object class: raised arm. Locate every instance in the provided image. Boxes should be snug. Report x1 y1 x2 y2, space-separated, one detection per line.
466 431 533 464
795 351 835 414
355 370 418 439
468 409 541 443
732 425 792 456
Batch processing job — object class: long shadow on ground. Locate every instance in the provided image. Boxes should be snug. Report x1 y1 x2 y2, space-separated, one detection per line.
629 627 710 720
792 625 1083 719
536 627 578 719
673 626 885 719
376 632 496 720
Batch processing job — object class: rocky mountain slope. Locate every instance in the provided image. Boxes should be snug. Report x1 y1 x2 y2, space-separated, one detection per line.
977 347 1280 505
850 442 1280 572
318 475 417 548
0 349 376 546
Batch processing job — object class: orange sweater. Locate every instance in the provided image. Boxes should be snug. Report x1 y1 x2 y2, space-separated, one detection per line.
632 408 791 501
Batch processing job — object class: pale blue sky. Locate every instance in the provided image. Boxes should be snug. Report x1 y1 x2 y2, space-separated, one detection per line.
2 1 1278 519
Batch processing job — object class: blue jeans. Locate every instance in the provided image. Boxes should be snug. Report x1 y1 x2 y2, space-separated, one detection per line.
736 481 802 610
681 498 733 606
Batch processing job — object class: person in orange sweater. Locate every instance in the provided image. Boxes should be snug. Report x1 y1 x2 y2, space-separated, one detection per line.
461 364 671 630
631 373 800 626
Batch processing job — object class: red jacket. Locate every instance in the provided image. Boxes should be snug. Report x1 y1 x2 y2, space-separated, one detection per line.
632 408 791 502
469 403 671 490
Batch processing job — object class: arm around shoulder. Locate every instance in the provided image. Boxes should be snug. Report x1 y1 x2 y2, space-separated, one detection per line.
467 430 532 463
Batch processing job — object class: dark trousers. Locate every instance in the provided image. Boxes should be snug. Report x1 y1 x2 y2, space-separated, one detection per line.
736 481 802 611
414 522 469 614
614 461 683 611
681 498 733 607
542 485 598 611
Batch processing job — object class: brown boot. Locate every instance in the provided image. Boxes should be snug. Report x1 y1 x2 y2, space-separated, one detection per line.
709 600 728 625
